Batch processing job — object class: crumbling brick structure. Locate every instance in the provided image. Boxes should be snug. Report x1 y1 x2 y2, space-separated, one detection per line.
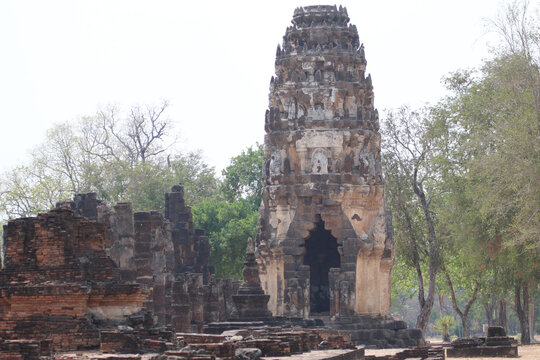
0 185 236 351
88 185 237 332
100 185 235 332
0 206 147 350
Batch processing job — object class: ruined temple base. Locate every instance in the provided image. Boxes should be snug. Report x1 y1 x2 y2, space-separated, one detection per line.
261 347 365 360
204 317 323 334
446 345 517 358
317 315 423 349
205 315 422 349
446 328 519 358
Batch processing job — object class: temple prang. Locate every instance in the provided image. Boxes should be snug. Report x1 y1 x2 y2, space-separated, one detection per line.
257 4 392 319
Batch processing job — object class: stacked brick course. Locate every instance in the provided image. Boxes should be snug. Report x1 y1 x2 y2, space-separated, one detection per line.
0 339 52 360
0 207 146 351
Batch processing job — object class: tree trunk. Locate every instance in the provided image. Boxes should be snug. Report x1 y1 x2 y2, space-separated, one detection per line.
444 270 479 338
496 297 507 329
529 300 535 343
483 301 494 326
415 267 436 336
438 293 444 317
515 283 530 344
412 168 439 338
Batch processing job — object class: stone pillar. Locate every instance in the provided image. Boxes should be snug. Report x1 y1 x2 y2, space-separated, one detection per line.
171 275 191 332
188 273 205 332
134 212 153 313
108 202 136 281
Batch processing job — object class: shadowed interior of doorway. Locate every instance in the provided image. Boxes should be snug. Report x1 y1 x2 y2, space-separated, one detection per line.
303 216 341 313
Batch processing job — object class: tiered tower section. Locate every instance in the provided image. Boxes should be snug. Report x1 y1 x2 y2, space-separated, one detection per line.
257 5 393 319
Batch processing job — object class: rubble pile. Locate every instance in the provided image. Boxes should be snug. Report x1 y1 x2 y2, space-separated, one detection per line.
446 326 517 358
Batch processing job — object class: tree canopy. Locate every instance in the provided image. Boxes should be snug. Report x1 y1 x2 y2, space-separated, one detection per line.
385 0 539 342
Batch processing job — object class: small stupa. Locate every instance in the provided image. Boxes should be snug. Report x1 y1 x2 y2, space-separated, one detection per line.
231 238 273 320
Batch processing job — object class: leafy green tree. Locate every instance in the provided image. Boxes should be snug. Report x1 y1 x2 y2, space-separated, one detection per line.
220 144 263 211
192 144 264 279
193 199 257 279
434 1 540 343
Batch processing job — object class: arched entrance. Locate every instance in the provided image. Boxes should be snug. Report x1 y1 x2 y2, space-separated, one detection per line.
303 217 340 313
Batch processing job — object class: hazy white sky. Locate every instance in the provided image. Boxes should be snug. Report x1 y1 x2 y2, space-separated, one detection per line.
0 0 517 173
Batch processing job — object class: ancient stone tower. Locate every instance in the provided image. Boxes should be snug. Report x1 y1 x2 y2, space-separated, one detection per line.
257 5 393 319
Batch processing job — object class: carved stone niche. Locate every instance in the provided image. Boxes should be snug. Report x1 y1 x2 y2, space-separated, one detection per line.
358 148 375 176
311 103 325 120
311 148 328 174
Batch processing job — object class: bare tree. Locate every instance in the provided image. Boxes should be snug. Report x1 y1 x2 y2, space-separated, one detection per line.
382 106 442 336
83 100 175 166
0 101 179 220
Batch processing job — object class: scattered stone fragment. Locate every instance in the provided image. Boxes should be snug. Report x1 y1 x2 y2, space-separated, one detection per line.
234 347 262 360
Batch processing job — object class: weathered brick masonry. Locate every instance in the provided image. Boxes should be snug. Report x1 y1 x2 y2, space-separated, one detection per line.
0 185 236 351
0 206 146 350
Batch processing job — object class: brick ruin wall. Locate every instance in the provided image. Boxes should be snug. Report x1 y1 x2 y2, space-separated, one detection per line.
0 186 236 351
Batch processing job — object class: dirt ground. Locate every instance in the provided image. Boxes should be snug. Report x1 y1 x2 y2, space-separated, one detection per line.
364 343 540 360
55 344 540 360
511 344 540 360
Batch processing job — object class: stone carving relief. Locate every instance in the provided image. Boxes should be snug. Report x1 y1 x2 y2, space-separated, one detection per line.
311 148 328 174
287 101 296 119
312 103 325 120
297 104 305 118
358 148 375 176
270 150 282 175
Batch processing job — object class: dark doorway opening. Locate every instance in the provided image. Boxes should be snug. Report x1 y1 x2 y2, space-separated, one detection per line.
303 216 340 313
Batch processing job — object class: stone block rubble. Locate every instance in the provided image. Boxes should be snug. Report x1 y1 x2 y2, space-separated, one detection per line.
446 326 518 358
